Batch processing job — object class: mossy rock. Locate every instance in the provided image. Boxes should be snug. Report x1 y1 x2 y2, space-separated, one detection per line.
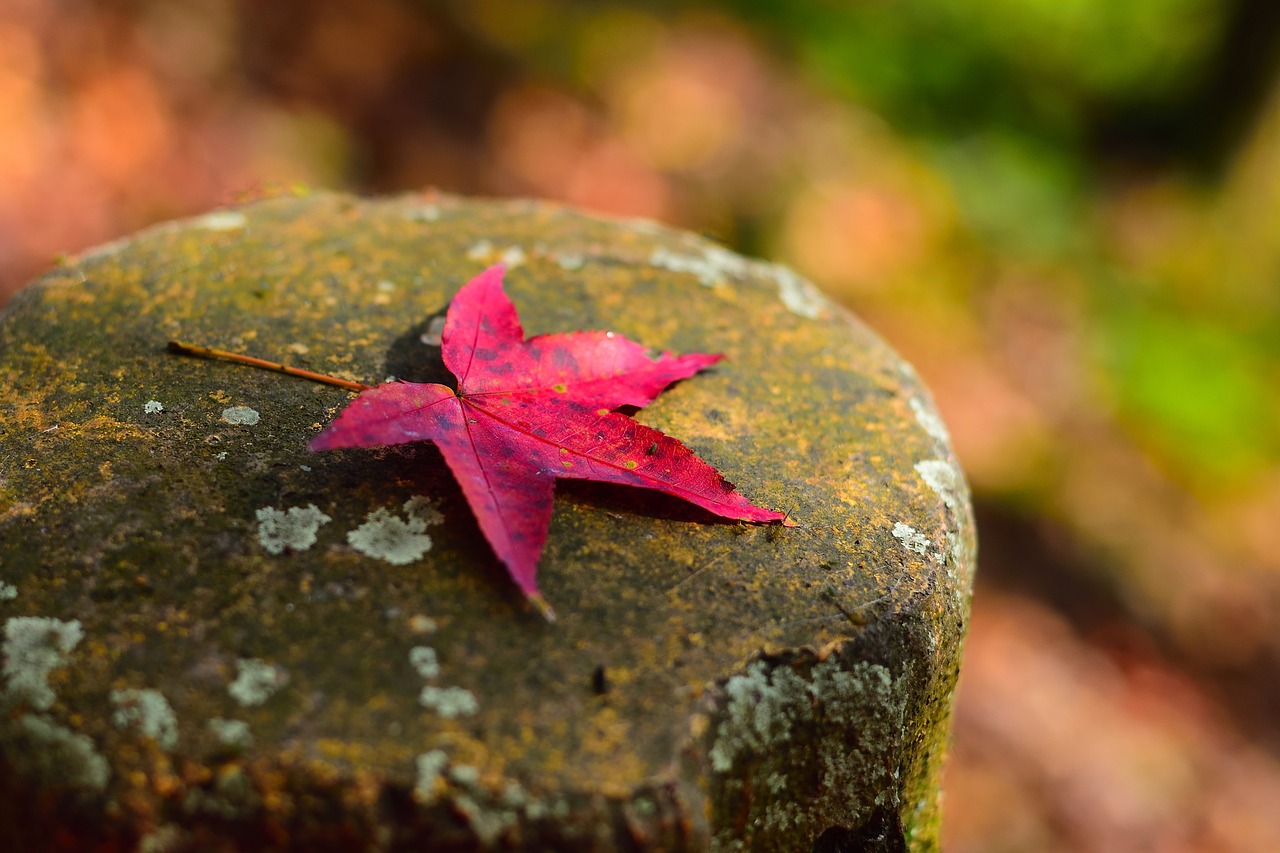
0 192 975 851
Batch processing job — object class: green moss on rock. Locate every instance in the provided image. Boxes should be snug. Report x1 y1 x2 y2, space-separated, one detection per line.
0 192 974 851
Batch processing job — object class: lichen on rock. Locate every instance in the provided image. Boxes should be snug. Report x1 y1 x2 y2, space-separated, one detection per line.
255 504 332 555
7 713 110 791
110 687 179 750
892 522 931 556
2 616 84 711
0 192 973 850
414 749 449 802
207 718 252 752
915 459 962 512
419 684 479 718
347 504 435 565
403 495 444 527
221 406 260 425
227 658 284 707
409 646 440 680
707 655 908 849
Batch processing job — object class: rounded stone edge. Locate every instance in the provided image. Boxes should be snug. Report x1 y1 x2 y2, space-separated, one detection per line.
0 191 975 852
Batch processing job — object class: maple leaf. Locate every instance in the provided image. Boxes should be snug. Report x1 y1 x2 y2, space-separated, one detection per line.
310 265 787 618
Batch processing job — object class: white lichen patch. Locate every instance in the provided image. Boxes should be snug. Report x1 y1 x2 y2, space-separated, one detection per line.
409 643 479 717
195 210 247 231
347 506 433 565
419 685 478 718
650 245 740 287
0 582 16 601
221 406 260 426
915 459 962 511
909 397 950 445
138 825 184 853
499 245 527 267
709 660 901 773
403 495 444 527
2 616 84 710
466 239 494 260
650 244 828 319
557 253 585 271
414 749 449 802
943 531 976 605
409 646 440 680
144 400 164 414
708 658 906 848
449 764 482 786
408 614 438 634
207 718 252 751
74 235 135 263
13 713 110 791
110 688 178 750
407 204 441 222
501 780 528 809
255 504 332 555
762 262 826 320
373 279 396 305
892 522 931 556
626 216 666 236
455 793 519 846
227 658 284 707
450 758 524 835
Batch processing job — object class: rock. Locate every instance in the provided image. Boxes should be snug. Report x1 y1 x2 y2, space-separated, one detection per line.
0 192 975 851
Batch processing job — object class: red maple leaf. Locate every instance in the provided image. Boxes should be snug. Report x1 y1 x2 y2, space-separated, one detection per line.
310 266 788 618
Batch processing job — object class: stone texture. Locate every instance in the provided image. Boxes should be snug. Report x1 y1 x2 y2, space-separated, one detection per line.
0 192 975 851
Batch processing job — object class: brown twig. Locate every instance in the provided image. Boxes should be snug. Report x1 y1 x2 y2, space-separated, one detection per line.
167 340 371 392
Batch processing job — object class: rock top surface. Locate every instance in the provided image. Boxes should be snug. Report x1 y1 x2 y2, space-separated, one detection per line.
0 192 974 851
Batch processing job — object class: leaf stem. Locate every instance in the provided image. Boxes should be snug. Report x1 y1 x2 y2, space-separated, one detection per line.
527 592 556 623
167 340 371 392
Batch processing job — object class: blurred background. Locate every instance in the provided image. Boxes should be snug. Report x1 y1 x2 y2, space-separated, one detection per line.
3 0 1280 848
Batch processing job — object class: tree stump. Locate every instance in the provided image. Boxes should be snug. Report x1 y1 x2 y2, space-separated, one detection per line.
0 192 975 852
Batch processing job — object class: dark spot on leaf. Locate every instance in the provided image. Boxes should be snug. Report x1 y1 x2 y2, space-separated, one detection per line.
550 347 578 370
